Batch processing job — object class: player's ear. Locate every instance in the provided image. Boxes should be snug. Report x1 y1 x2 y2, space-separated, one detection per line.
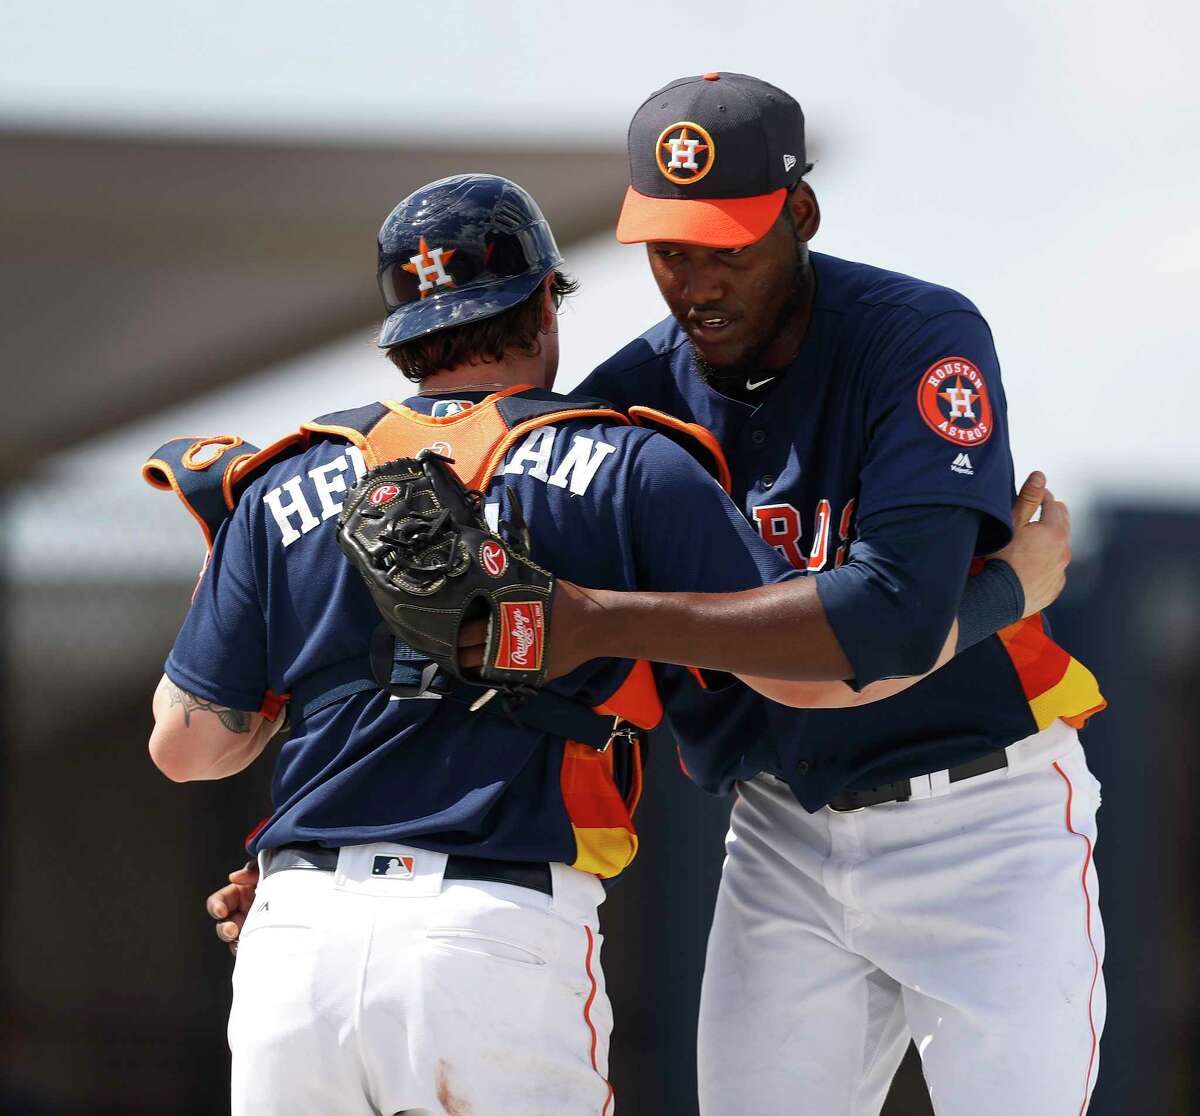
538 274 557 334
786 182 820 243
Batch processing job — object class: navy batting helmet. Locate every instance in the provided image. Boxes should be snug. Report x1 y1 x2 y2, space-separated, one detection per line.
376 174 564 349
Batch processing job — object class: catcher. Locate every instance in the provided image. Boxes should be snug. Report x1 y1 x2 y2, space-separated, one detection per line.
148 174 1068 1116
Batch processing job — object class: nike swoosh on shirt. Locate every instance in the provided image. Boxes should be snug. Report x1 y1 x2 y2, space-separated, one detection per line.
746 377 776 391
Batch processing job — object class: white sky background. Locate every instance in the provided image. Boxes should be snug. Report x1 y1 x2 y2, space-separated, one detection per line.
4 0 1199 575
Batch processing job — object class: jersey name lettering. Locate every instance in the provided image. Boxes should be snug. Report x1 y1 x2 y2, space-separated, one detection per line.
263 446 367 547
502 427 617 495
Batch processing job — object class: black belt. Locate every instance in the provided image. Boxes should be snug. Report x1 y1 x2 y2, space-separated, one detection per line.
262 843 553 897
827 749 1008 812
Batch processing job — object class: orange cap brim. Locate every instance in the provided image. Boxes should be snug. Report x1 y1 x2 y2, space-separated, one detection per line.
615 185 787 248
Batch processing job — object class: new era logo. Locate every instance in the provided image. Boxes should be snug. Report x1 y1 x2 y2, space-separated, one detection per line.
950 452 974 476
372 854 415 879
783 154 797 172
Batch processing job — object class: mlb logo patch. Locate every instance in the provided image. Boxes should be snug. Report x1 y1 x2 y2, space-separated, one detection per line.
431 399 472 419
372 854 416 879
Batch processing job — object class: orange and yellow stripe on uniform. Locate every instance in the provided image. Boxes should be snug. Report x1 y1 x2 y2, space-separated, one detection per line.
997 614 1107 732
561 740 643 878
560 661 661 879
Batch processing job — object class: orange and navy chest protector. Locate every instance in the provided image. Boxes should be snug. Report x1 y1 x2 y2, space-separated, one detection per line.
146 386 774 878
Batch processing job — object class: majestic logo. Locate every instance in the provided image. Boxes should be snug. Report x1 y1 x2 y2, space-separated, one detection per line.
493 600 545 672
480 540 508 578
917 356 994 446
951 452 975 476
372 854 415 879
425 441 452 458
431 399 472 419
655 121 716 185
402 237 456 298
369 482 401 507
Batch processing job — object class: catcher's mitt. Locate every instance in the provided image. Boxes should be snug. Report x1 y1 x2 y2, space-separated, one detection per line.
336 451 554 691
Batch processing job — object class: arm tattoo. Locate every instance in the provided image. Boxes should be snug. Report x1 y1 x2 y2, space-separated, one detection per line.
165 680 251 734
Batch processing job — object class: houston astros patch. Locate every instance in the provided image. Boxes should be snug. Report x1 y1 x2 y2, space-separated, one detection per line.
917 356 994 446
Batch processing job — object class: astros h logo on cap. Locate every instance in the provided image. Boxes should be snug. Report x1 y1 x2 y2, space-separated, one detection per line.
617 71 811 249
656 121 716 184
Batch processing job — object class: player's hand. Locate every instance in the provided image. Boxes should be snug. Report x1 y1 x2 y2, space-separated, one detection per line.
206 860 259 954
458 579 600 683
993 471 1072 617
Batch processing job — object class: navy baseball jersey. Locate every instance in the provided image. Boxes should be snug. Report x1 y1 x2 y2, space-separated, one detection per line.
165 392 788 869
582 251 1104 808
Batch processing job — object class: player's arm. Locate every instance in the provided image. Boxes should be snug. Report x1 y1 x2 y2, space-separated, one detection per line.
149 675 281 782
755 469 1058 706
740 634 957 707
147 496 274 782
550 470 1064 698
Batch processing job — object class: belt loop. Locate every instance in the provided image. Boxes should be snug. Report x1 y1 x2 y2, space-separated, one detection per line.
928 769 952 797
907 774 933 801
549 863 605 922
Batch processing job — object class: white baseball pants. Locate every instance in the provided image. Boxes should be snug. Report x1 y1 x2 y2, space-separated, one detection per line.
697 721 1105 1116
228 843 614 1116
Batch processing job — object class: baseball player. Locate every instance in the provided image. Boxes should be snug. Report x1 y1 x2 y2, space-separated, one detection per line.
554 73 1105 1116
429 73 1106 1115
163 174 1067 1115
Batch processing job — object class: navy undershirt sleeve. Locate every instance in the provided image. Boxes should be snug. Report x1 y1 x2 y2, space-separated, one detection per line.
814 504 981 687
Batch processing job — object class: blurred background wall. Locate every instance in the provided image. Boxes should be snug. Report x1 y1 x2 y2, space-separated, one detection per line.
2 1 1197 1112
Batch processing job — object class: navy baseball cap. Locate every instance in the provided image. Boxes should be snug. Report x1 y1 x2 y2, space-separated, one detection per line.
616 72 810 248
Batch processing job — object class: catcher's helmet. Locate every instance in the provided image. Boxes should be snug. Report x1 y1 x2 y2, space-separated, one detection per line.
376 173 564 349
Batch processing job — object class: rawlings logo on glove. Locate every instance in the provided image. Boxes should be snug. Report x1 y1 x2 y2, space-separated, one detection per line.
336 450 554 691
495 601 545 672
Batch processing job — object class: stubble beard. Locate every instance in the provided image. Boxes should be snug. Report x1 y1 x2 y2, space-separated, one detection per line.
690 244 809 391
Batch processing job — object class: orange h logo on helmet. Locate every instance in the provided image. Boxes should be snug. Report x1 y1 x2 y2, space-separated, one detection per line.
403 238 456 297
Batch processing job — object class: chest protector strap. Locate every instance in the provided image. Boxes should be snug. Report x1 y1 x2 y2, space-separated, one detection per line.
142 387 733 551
626 405 732 494
304 389 731 495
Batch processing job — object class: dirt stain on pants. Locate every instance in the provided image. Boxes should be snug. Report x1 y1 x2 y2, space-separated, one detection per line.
436 1058 474 1116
